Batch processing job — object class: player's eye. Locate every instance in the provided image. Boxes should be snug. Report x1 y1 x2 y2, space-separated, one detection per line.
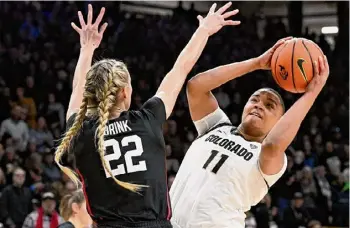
251 98 258 103
266 103 275 109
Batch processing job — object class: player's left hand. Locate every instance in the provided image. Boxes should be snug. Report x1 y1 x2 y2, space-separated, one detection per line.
256 37 293 70
71 4 108 49
305 55 329 95
197 2 241 36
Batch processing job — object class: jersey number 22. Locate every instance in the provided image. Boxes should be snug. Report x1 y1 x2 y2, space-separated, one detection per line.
103 135 147 178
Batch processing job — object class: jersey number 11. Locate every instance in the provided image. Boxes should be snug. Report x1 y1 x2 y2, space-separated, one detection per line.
203 150 229 174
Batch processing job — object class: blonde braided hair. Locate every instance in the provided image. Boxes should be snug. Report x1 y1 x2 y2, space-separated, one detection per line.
55 97 88 187
95 67 146 192
55 59 146 193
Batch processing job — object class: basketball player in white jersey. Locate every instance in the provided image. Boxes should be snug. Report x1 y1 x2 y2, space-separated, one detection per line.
170 37 329 228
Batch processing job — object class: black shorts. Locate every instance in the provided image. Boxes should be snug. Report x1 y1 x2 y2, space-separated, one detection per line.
96 220 172 228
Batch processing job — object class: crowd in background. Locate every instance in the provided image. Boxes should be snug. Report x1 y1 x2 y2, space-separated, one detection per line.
0 2 348 228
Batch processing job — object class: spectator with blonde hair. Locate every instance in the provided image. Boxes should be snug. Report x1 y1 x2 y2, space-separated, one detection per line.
59 190 92 228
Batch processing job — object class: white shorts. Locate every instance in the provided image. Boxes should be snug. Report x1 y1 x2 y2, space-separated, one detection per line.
171 212 245 228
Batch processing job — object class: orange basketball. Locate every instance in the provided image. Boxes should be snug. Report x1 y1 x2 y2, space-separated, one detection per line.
271 38 324 93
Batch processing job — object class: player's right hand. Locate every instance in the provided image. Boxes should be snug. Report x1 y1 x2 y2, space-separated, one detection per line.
255 37 293 70
197 2 240 36
71 4 108 49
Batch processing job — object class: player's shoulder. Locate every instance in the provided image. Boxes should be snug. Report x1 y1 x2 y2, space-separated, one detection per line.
125 97 165 122
120 109 150 124
197 122 234 140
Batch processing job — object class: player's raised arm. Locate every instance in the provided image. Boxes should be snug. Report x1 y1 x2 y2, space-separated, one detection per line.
260 55 329 175
66 4 108 121
155 2 240 119
187 37 292 122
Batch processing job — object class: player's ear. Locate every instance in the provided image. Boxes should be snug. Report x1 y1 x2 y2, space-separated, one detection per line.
120 87 127 99
71 202 80 214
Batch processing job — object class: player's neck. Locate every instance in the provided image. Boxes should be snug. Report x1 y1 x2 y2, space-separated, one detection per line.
109 108 126 119
68 217 84 228
236 125 265 143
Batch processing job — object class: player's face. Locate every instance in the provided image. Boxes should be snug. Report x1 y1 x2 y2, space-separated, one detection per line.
124 76 133 110
241 90 283 136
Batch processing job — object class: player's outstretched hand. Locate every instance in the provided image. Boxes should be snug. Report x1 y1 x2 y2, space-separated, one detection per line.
71 4 108 49
306 55 329 95
256 37 293 70
197 2 240 36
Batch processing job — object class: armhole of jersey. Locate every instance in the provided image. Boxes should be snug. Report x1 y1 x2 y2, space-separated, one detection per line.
66 113 77 130
257 159 270 189
257 154 288 189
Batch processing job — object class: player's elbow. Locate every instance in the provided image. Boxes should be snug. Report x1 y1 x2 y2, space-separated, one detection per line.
186 78 196 94
187 74 202 94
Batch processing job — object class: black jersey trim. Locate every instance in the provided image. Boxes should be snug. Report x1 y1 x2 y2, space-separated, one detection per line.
259 174 270 190
257 161 270 190
76 169 93 216
196 122 233 140
264 179 270 189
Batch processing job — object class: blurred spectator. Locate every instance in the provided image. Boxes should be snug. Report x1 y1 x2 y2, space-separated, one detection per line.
251 194 279 228
0 167 32 228
164 120 184 161
300 167 317 207
42 152 61 183
245 212 257 228
283 192 311 228
38 93 65 131
314 166 332 225
22 192 64 228
13 87 37 129
214 87 230 109
166 145 180 174
29 117 53 154
0 106 29 152
307 220 322 228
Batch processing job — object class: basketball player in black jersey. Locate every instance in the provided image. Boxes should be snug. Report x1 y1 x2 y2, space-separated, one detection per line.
54 3 240 228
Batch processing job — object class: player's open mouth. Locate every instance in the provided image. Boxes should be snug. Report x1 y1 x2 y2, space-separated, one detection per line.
249 112 262 119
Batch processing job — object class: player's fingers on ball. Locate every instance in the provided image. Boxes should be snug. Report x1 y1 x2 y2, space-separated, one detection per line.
94 7 105 27
71 22 81 33
87 4 93 25
313 60 319 76
99 22 108 35
208 3 217 15
283 36 293 42
272 39 285 51
217 2 232 15
275 39 285 48
78 11 86 28
222 9 239 19
324 55 329 73
318 56 325 73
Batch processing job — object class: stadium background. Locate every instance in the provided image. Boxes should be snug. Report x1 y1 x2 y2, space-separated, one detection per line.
0 1 348 228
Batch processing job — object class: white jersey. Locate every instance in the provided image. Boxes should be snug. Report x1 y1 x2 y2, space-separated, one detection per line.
170 108 287 228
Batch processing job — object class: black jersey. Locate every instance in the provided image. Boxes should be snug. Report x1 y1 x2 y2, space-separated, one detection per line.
66 97 172 227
